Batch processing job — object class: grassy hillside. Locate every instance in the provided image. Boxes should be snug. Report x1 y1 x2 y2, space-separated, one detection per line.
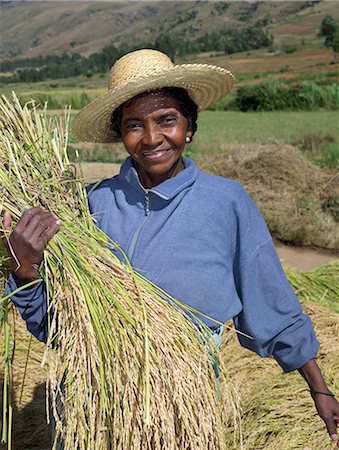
1 1 338 60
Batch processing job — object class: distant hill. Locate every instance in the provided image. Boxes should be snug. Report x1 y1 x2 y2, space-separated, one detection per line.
1 0 338 61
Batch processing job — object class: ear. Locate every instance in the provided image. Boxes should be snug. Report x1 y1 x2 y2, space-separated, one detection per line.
186 128 192 142
186 118 193 134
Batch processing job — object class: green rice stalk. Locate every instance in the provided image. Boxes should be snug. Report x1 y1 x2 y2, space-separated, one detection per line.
19 334 32 404
0 93 239 450
285 261 339 313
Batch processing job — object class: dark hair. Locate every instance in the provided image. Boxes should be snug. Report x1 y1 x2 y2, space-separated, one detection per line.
111 87 198 141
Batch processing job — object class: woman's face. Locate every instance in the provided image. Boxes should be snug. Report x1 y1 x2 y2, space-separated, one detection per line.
120 92 192 189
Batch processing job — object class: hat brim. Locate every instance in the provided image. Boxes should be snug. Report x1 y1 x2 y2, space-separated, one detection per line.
72 64 235 143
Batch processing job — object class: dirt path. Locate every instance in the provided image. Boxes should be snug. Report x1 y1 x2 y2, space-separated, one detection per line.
75 162 338 271
275 242 337 271
74 162 121 182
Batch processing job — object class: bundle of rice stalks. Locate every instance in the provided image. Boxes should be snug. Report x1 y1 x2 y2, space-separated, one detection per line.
0 94 239 450
197 143 339 250
222 260 338 450
286 260 339 313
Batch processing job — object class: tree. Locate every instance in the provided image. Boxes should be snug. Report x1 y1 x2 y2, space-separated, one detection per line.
154 34 177 61
331 32 339 62
320 15 338 47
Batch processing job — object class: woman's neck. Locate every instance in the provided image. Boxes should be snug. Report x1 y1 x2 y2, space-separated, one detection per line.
136 158 185 189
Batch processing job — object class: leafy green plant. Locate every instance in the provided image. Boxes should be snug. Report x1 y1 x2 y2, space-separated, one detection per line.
315 142 339 169
235 82 339 111
282 44 298 54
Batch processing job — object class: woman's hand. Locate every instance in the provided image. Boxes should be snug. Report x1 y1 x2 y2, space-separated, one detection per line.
311 392 339 447
2 206 61 282
299 359 339 447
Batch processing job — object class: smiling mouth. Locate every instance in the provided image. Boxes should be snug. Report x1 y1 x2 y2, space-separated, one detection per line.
142 149 170 158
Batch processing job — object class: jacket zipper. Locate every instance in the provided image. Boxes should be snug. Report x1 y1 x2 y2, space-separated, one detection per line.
127 191 152 262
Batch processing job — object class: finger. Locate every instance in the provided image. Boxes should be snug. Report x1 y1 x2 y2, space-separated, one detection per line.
3 211 13 231
39 216 60 237
40 219 61 244
23 211 55 237
36 216 61 241
21 216 60 254
325 417 338 443
16 206 46 231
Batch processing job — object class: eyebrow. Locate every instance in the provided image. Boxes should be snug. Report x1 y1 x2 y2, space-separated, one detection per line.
122 110 180 126
121 117 141 126
123 110 179 123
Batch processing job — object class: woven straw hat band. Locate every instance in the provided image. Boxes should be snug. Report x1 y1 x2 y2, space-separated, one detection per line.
109 50 174 90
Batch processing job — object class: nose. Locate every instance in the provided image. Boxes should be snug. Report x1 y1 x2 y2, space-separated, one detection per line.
142 123 163 148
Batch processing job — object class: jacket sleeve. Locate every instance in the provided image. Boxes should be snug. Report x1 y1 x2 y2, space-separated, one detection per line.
232 188 319 373
5 272 48 343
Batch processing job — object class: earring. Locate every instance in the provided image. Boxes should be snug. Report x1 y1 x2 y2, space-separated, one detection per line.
185 136 191 143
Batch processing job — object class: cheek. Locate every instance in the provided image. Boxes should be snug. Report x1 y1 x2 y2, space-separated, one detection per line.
166 126 188 145
122 133 138 153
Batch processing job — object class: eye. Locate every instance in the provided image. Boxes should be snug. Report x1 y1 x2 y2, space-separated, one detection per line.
159 115 178 126
123 121 142 130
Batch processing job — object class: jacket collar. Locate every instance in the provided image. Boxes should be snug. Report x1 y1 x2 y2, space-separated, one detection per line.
119 156 199 200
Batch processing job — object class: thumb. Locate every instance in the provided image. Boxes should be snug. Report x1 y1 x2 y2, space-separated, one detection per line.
325 418 338 444
3 211 13 232
331 434 339 449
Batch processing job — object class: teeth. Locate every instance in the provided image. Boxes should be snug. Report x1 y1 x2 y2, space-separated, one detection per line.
144 150 163 156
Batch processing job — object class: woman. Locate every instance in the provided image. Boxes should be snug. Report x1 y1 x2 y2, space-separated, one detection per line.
4 49 339 445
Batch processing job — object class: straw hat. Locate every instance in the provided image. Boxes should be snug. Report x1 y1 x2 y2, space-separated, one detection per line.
72 49 235 143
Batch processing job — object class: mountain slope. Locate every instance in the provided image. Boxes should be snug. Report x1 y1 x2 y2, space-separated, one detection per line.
1 1 338 61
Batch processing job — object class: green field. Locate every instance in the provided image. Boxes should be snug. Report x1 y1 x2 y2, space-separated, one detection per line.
193 110 339 152
67 109 339 167
0 84 106 110
1 86 338 167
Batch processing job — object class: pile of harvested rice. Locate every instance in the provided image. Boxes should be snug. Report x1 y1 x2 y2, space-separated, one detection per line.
286 261 339 313
0 302 48 449
0 94 239 450
222 260 338 450
222 302 338 450
197 142 339 250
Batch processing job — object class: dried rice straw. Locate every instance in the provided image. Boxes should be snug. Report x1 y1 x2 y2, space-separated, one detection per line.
0 93 240 450
222 260 338 450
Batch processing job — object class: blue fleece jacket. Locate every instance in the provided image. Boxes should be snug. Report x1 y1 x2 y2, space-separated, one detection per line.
6 157 319 372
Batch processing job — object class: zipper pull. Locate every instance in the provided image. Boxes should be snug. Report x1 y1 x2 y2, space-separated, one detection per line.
145 193 150 216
